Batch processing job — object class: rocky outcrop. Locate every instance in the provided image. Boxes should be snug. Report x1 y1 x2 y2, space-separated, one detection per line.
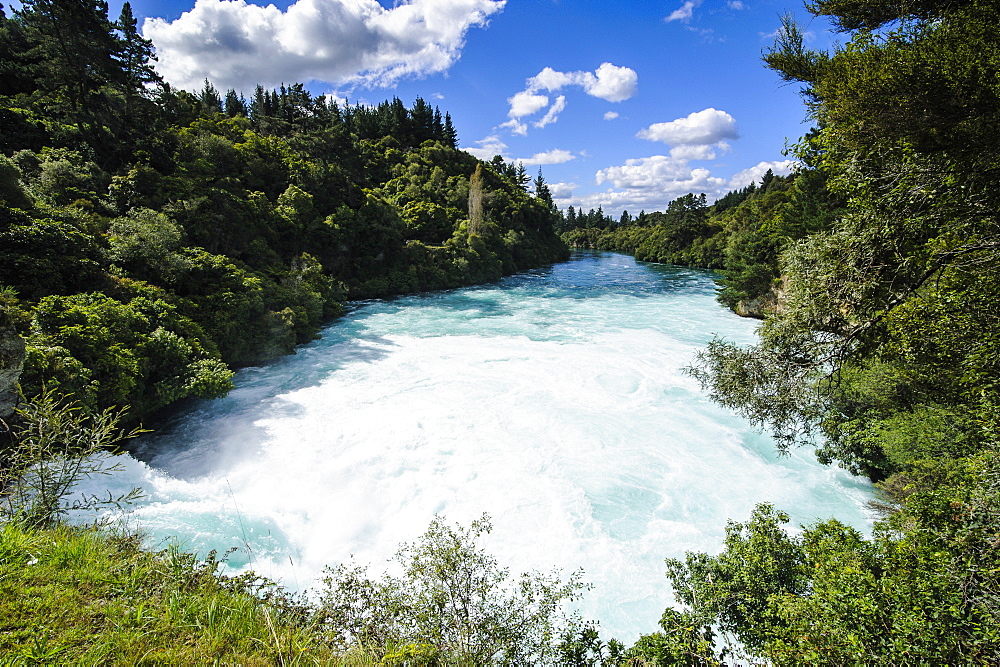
734 280 787 320
0 310 26 419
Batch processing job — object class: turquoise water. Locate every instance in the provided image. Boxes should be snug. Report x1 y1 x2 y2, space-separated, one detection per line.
82 251 872 642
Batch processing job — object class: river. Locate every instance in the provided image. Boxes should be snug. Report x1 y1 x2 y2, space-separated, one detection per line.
79 251 873 642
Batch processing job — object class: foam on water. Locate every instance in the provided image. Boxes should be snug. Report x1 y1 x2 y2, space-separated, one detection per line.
74 252 872 642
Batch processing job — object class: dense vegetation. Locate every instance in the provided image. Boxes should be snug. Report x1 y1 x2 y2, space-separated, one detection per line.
0 0 566 427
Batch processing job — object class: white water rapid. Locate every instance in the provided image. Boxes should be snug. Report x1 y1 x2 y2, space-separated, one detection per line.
77 251 872 642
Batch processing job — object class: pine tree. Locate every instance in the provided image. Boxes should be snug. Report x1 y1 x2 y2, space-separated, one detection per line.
224 89 247 117
443 112 458 148
115 1 159 94
17 0 123 160
199 79 222 114
533 168 555 211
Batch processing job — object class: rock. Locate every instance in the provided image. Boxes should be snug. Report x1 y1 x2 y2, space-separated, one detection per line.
0 310 26 419
734 280 787 319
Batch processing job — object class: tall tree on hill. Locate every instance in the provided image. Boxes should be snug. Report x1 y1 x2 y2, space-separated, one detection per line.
442 112 458 148
16 0 123 163
533 168 555 211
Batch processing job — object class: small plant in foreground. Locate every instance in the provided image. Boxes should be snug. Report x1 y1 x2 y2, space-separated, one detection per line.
0 388 144 528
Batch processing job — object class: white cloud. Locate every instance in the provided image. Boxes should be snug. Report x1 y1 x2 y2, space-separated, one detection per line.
727 160 798 189
508 91 550 118
637 108 739 146
563 156 800 215
549 181 577 200
462 134 508 160
144 0 506 92
527 66 580 92
669 144 722 160
534 95 566 129
728 0 745 9
604 111 619 120
557 154 719 214
666 0 701 23
517 149 576 166
499 118 528 136
597 155 725 192
500 62 637 134
585 62 638 102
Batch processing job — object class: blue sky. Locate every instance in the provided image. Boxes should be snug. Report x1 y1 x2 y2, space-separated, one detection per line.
115 0 837 216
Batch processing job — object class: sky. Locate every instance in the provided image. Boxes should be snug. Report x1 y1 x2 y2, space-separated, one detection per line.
109 0 839 216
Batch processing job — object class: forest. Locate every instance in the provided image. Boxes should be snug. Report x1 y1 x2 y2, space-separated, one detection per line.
2 0 999 663
0 0 567 427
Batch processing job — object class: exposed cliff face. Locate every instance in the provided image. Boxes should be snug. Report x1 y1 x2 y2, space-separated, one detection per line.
734 280 786 320
0 311 25 419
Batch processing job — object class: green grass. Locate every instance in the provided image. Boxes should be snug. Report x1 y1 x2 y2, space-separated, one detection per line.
0 521 351 665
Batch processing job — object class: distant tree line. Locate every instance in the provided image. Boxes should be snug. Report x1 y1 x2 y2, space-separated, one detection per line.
558 166 839 317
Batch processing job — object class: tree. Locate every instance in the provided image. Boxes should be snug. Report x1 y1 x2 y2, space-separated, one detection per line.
198 79 222 114
114 1 159 94
16 0 124 163
223 89 247 117
467 163 486 236
317 515 591 664
442 112 458 148
533 167 555 211
692 0 1000 479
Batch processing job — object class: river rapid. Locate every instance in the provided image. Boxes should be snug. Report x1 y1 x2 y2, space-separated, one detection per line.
79 251 872 642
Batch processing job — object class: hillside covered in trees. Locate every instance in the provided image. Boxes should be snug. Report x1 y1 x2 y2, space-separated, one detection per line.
0 0 567 426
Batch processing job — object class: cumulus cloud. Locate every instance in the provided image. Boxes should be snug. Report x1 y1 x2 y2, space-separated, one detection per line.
143 0 506 92
549 182 577 200
499 118 528 136
584 62 640 102
604 111 619 120
597 155 725 193
500 62 637 134
462 134 508 160
524 63 637 102
517 149 576 166
637 108 738 146
666 0 701 23
508 91 550 118
727 160 798 189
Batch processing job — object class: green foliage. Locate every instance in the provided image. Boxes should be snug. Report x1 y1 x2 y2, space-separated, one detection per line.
665 504 809 658
0 389 143 528
690 0 1000 478
22 290 233 416
558 171 836 298
663 456 1000 664
0 0 566 424
317 514 591 664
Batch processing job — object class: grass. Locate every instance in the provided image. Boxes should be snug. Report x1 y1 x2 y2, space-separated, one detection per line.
0 521 349 665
